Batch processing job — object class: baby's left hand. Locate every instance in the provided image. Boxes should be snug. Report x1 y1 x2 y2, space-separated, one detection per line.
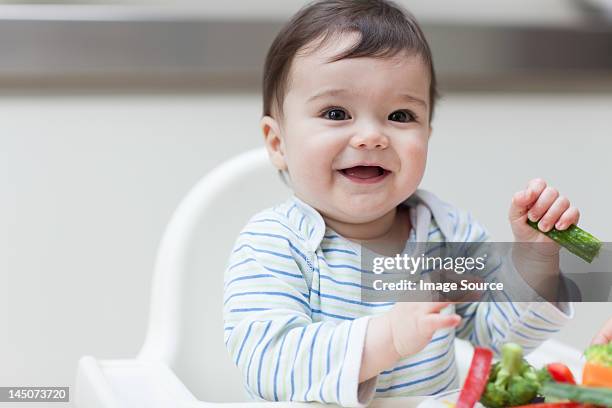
509 178 580 253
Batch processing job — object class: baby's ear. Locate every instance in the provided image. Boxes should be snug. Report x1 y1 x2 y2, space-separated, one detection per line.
261 115 288 171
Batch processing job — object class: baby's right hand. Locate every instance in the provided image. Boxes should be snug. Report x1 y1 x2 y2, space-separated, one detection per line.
387 302 461 359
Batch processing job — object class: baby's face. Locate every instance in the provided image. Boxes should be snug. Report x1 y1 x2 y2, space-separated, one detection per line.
267 33 432 225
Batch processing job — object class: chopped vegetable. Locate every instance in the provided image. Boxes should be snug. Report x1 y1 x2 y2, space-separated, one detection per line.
583 343 612 388
456 347 494 408
480 343 544 408
539 382 612 407
584 343 612 368
547 363 576 384
582 362 612 388
526 220 602 263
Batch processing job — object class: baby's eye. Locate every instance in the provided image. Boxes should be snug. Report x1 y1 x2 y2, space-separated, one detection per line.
322 108 350 121
389 110 416 123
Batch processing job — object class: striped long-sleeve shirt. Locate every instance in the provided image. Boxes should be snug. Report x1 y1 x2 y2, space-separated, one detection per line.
223 189 572 407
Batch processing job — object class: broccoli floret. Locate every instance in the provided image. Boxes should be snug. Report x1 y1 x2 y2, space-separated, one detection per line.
480 343 544 408
480 382 509 408
584 343 612 368
507 375 539 406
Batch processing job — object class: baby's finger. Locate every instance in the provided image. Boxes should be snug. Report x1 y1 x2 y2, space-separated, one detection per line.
509 190 535 223
420 314 461 333
527 186 559 222
538 195 570 232
526 178 547 198
555 206 580 230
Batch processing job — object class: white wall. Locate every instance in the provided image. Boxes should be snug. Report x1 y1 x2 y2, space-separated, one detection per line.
1 91 610 405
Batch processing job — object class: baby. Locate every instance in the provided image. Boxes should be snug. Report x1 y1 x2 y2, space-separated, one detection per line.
223 1 579 406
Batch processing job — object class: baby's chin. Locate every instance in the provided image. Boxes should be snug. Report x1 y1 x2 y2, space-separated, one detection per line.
331 195 402 223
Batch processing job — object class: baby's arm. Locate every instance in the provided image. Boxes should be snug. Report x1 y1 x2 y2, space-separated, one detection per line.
449 208 572 355
359 303 460 383
224 216 374 407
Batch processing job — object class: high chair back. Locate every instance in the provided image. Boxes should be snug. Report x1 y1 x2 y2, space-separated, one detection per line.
138 147 291 402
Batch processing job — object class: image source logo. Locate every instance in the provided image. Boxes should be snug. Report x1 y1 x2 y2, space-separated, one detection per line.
360 242 612 303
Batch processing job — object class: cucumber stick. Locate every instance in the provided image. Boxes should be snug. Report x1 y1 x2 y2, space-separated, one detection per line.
540 382 612 406
527 220 602 263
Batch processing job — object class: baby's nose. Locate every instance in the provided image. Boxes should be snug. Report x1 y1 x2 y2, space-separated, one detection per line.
350 131 389 150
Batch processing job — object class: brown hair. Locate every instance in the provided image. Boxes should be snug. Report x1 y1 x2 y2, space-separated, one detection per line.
262 0 439 124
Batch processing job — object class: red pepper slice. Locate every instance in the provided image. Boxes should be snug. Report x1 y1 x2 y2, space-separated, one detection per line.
456 347 493 408
547 362 577 384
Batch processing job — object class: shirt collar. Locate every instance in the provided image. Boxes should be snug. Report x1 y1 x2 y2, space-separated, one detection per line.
287 189 454 251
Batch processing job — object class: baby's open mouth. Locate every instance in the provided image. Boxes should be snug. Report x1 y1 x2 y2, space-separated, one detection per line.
338 165 390 184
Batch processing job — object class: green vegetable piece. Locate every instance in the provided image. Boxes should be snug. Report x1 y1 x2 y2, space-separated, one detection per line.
539 382 612 406
480 382 508 408
502 343 524 375
507 375 539 406
526 220 602 263
584 342 612 368
480 343 546 408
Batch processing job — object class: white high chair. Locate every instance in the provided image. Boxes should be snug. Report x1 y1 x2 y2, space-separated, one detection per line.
74 147 583 408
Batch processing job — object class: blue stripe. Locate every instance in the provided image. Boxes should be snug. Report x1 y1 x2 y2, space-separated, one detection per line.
319 328 335 403
431 332 451 344
225 274 308 301
224 291 310 309
324 234 340 239
286 203 297 217
228 257 304 280
520 320 560 333
319 274 372 290
321 248 357 255
511 328 545 342
427 369 458 396
299 214 306 231
228 257 258 271
235 321 255 365
336 322 353 404
492 300 510 324
311 308 354 320
304 323 324 400
428 227 441 237
485 303 494 344
456 310 477 338
225 273 273 288
311 289 394 308
263 265 304 280
459 218 473 253
493 322 505 340
381 340 453 374
246 321 271 389
290 327 307 401
272 322 292 401
251 218 304 241
475 229 487 242
317 257 371 273
376 356 455 392
230 307 270 313
237 233 311 264
500 290 520 317
471 317 481 346
530 310 556 325
233 244 293 260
